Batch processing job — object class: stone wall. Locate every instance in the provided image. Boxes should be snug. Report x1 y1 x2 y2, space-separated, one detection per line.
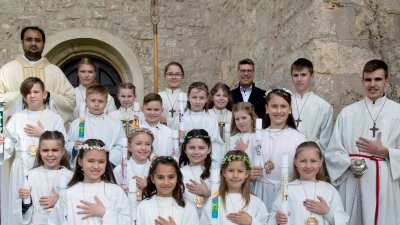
0 0 399 118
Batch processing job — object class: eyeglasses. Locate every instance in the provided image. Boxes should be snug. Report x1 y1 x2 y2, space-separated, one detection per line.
238 69 254 74
165 73 183 78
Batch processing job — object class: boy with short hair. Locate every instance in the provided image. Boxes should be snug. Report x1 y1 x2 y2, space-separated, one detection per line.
68 84 125 167
290 58 333 154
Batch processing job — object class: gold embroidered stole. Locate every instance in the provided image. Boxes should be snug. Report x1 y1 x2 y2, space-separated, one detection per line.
15 56 49 83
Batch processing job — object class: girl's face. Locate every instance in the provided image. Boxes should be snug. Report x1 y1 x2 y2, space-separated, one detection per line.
164 65 184 90
234 110 253 133
212 88 229 110
78 150 107 183
117 88 136 108
294 148 322 182
222 161 249 193
151 164 177 197
188 88 207 112
184 138 211 166
129 133 152 164
265 94 291 129
39 139 65 170
78 64 96 88
142 101 163 126
24 83 47 111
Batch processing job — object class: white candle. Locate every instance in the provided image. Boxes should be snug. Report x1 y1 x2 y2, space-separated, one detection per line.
128 177 137 222
129 178 137 192
133 102 140 111
254 118 263 167
224 123 230 152
280 154 289 223
178 93 185 143
256 118 262 130
171 130 180 161
0 98 5 154
20 139 31 204
210 168 219 225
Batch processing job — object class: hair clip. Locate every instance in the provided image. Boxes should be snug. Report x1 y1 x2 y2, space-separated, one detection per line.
184 134 210 140
265 87 293 98
189 85 209 94
76 144 109 152
221 155 253 170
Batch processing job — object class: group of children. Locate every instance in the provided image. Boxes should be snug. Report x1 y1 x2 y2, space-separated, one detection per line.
0 59 349 224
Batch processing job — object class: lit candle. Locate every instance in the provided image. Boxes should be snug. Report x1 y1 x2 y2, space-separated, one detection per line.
171 130 180 161
254 118 263 167
281 154 289 224
210 168 220 225
133 102 140 128
78 102 86 141
224 123 230 153
178 93 185 143
128 177 137 222
20 139 31 204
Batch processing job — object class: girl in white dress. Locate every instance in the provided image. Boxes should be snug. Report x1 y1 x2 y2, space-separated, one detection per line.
172 82 225 168
0 77 67 225
113 128 153 199
206 83 234 139
15 131 73 225
179 129 212 217
48 139 130 224
200 150 269 225
137 156 199 225
71 57 117 120
269 141 349 225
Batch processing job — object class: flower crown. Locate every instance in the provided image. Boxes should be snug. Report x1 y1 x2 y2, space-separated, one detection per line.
265 87 293 97
76 144 109 152
185 134 210 140
221 155 253 170
189 85 209 94
128 127 153 136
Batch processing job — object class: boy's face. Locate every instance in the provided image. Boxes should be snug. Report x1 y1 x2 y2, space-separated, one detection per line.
291 67 314 95
142 100 163 126
85 93 108 115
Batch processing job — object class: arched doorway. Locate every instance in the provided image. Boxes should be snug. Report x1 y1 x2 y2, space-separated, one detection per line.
62 58 122 108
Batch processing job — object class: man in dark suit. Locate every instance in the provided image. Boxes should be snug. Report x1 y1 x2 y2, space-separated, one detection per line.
231 58 266 118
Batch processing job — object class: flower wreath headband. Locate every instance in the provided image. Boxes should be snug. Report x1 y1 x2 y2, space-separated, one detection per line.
128 127 154 136
265 87 293 98
221 155 253 170
189 85 209 94
76 144 109 153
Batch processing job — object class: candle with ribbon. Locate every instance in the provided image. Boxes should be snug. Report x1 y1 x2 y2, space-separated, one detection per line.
210 168 220 225
224 123 230 153
78 102 86 141
281 154 289 224
58 173 68 224
0 98 5 154
178 93 185 143
120 137 128 190
133 102 140 129
254 118 263 167
128 177 137 223
20 139 31 204
171 130 180 162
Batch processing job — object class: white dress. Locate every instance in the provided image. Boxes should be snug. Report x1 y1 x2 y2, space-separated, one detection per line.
140 121 172 159
229 132 256 163
47 181 130 225
14 167 74 225
200 193 269 225
268 180 349 225
291 91 333 153
67 112 125 167
171 110 225 167
136 196 199 225
159 88 187 127
207 107 233 139
180 165 211 217
325 96 400 225
71 85 117 120
252 127 306 212
2 109 67 225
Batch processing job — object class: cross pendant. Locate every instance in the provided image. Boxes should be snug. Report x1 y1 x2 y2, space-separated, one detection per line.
295 118 302 127
169 108 176 117
370 124 379 138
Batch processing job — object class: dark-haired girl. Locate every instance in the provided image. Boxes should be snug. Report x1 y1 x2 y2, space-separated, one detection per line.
253 88 307 212
48 139 130 224
179 129 212 217
137 156 199 225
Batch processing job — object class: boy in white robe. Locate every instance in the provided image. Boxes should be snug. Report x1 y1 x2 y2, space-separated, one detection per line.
326 60 400 225
68 84 125 167
290 58 333 154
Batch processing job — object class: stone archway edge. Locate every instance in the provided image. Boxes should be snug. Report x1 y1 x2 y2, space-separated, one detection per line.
43 27 144 104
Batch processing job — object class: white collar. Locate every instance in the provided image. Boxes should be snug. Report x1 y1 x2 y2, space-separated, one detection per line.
141 120 161 129
166 88 182 94
364 95 387 106
22 55 44 67
294 91 313 99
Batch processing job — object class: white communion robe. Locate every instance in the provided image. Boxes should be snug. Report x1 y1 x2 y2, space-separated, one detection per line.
14 166 74 225
325 96 400 225
159 88 187 127
136 196 199 225
47 181 131 225
68 112 125 167
180 165 211 217
207 107 233 139
229 132 256 163
291 91 333 153
200 193 269 225
2 109 67 225
268 180 349 225
140 121 172 159
71 85 117 120
171 110 225 167
108 106 144 134
252 127 306 212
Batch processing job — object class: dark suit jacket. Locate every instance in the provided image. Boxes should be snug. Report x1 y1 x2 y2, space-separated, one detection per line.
231 83 266 118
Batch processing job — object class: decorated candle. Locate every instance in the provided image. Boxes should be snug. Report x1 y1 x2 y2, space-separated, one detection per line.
281 154 289 223
120 137 128 189
128 177 137 222
58 173 68 224
20 139 31 204
224 123 230 153
254 118 263 167
171 130 180 161
210 168 220 225
133 102 140 128
78 102 86 140
178 92 185 143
